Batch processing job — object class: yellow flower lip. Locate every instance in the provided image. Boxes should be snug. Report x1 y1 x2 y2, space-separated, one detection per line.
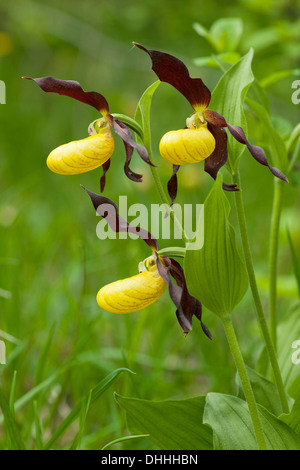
159 124 216 166
97 264 166 314
47 118 115 175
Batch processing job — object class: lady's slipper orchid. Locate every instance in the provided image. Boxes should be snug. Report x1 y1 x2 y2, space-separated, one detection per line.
134 43 288 203
97 256 166 314
83 186 212 337
24 76 153 191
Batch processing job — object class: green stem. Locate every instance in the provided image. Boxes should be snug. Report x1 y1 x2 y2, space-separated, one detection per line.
143 117 189 243
232 171 289 414
110 113 144 139
223 315 267 450
269 179 285 350
157 246 186 258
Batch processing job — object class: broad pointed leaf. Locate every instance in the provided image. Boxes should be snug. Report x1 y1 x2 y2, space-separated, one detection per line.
204 393 300 450
184 174 248 317
208 50 254 172
236 366 283 416
115 394 213 450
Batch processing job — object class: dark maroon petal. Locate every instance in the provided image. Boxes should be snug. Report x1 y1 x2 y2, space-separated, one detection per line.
205 108 289 183
123 141 143 183
112 119 155 168
156 255 212 338
204 109 227 127
204 124 239 192
122 137 143 183
167 165 180 206
226 124 289 183
134 43 211 110
100 159 111 193
222 183 239 191
205 123 228 180
155 256 191 333
23 76 109 113
82 187 159 252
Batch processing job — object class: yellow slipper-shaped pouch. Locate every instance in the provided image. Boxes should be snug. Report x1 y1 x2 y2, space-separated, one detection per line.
159 125 215 165
47 122 114 175
97 265 166 314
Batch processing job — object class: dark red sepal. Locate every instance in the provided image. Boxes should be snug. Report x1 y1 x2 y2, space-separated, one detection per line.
100 159 111 193
204 109 289 183
82 187 159 252
204 109 227 127
23 76 109 114
134 43 211 111
112 119 155 168
227 124 289 183
204 123 239 192
156 255 212 338
122 139 143 183
167 165 180 206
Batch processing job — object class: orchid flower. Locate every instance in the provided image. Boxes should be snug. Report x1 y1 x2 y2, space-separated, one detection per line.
134 43 288 203
24 76 153 191
83 186 212 338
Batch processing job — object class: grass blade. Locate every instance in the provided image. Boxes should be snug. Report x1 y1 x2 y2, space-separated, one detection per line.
43 368 132 450
0 388 25 450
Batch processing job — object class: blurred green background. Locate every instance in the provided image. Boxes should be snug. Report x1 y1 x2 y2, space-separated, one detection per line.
0 0 299 449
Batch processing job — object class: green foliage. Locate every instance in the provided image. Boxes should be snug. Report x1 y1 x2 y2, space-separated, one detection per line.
246 97 289 174
0 0 299 451
280 393 300 435
0 388 25 450
209 49 255 172
203 393 300 450
236 366 283 416
193 17 243 53
185 175 248 317
115 394 213 450
43 368 132 450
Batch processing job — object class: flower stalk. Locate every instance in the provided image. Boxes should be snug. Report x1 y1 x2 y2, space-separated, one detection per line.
232 171 289 414
222 315 267 450
269 178 285 351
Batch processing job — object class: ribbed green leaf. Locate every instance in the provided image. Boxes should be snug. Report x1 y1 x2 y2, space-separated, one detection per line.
280 393 300 435
277 306 300 395
184 174 248 317
209 49 254 171
257 304 300 393
246 97 288 173
115 394 213 450
134 80 161 149
287 230 300 297
236 366 283 416
203 393 300 450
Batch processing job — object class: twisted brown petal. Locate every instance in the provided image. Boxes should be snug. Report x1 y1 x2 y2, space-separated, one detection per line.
205 123 238 192
112 119 155 168
227 124 289 182
204 109 289 183
205 124 228 179
23 76 109 114
167 164 180 206
134 43 211 110
156 255 212 338
82 187 159 252
121 137 143 183
100 159 111 193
